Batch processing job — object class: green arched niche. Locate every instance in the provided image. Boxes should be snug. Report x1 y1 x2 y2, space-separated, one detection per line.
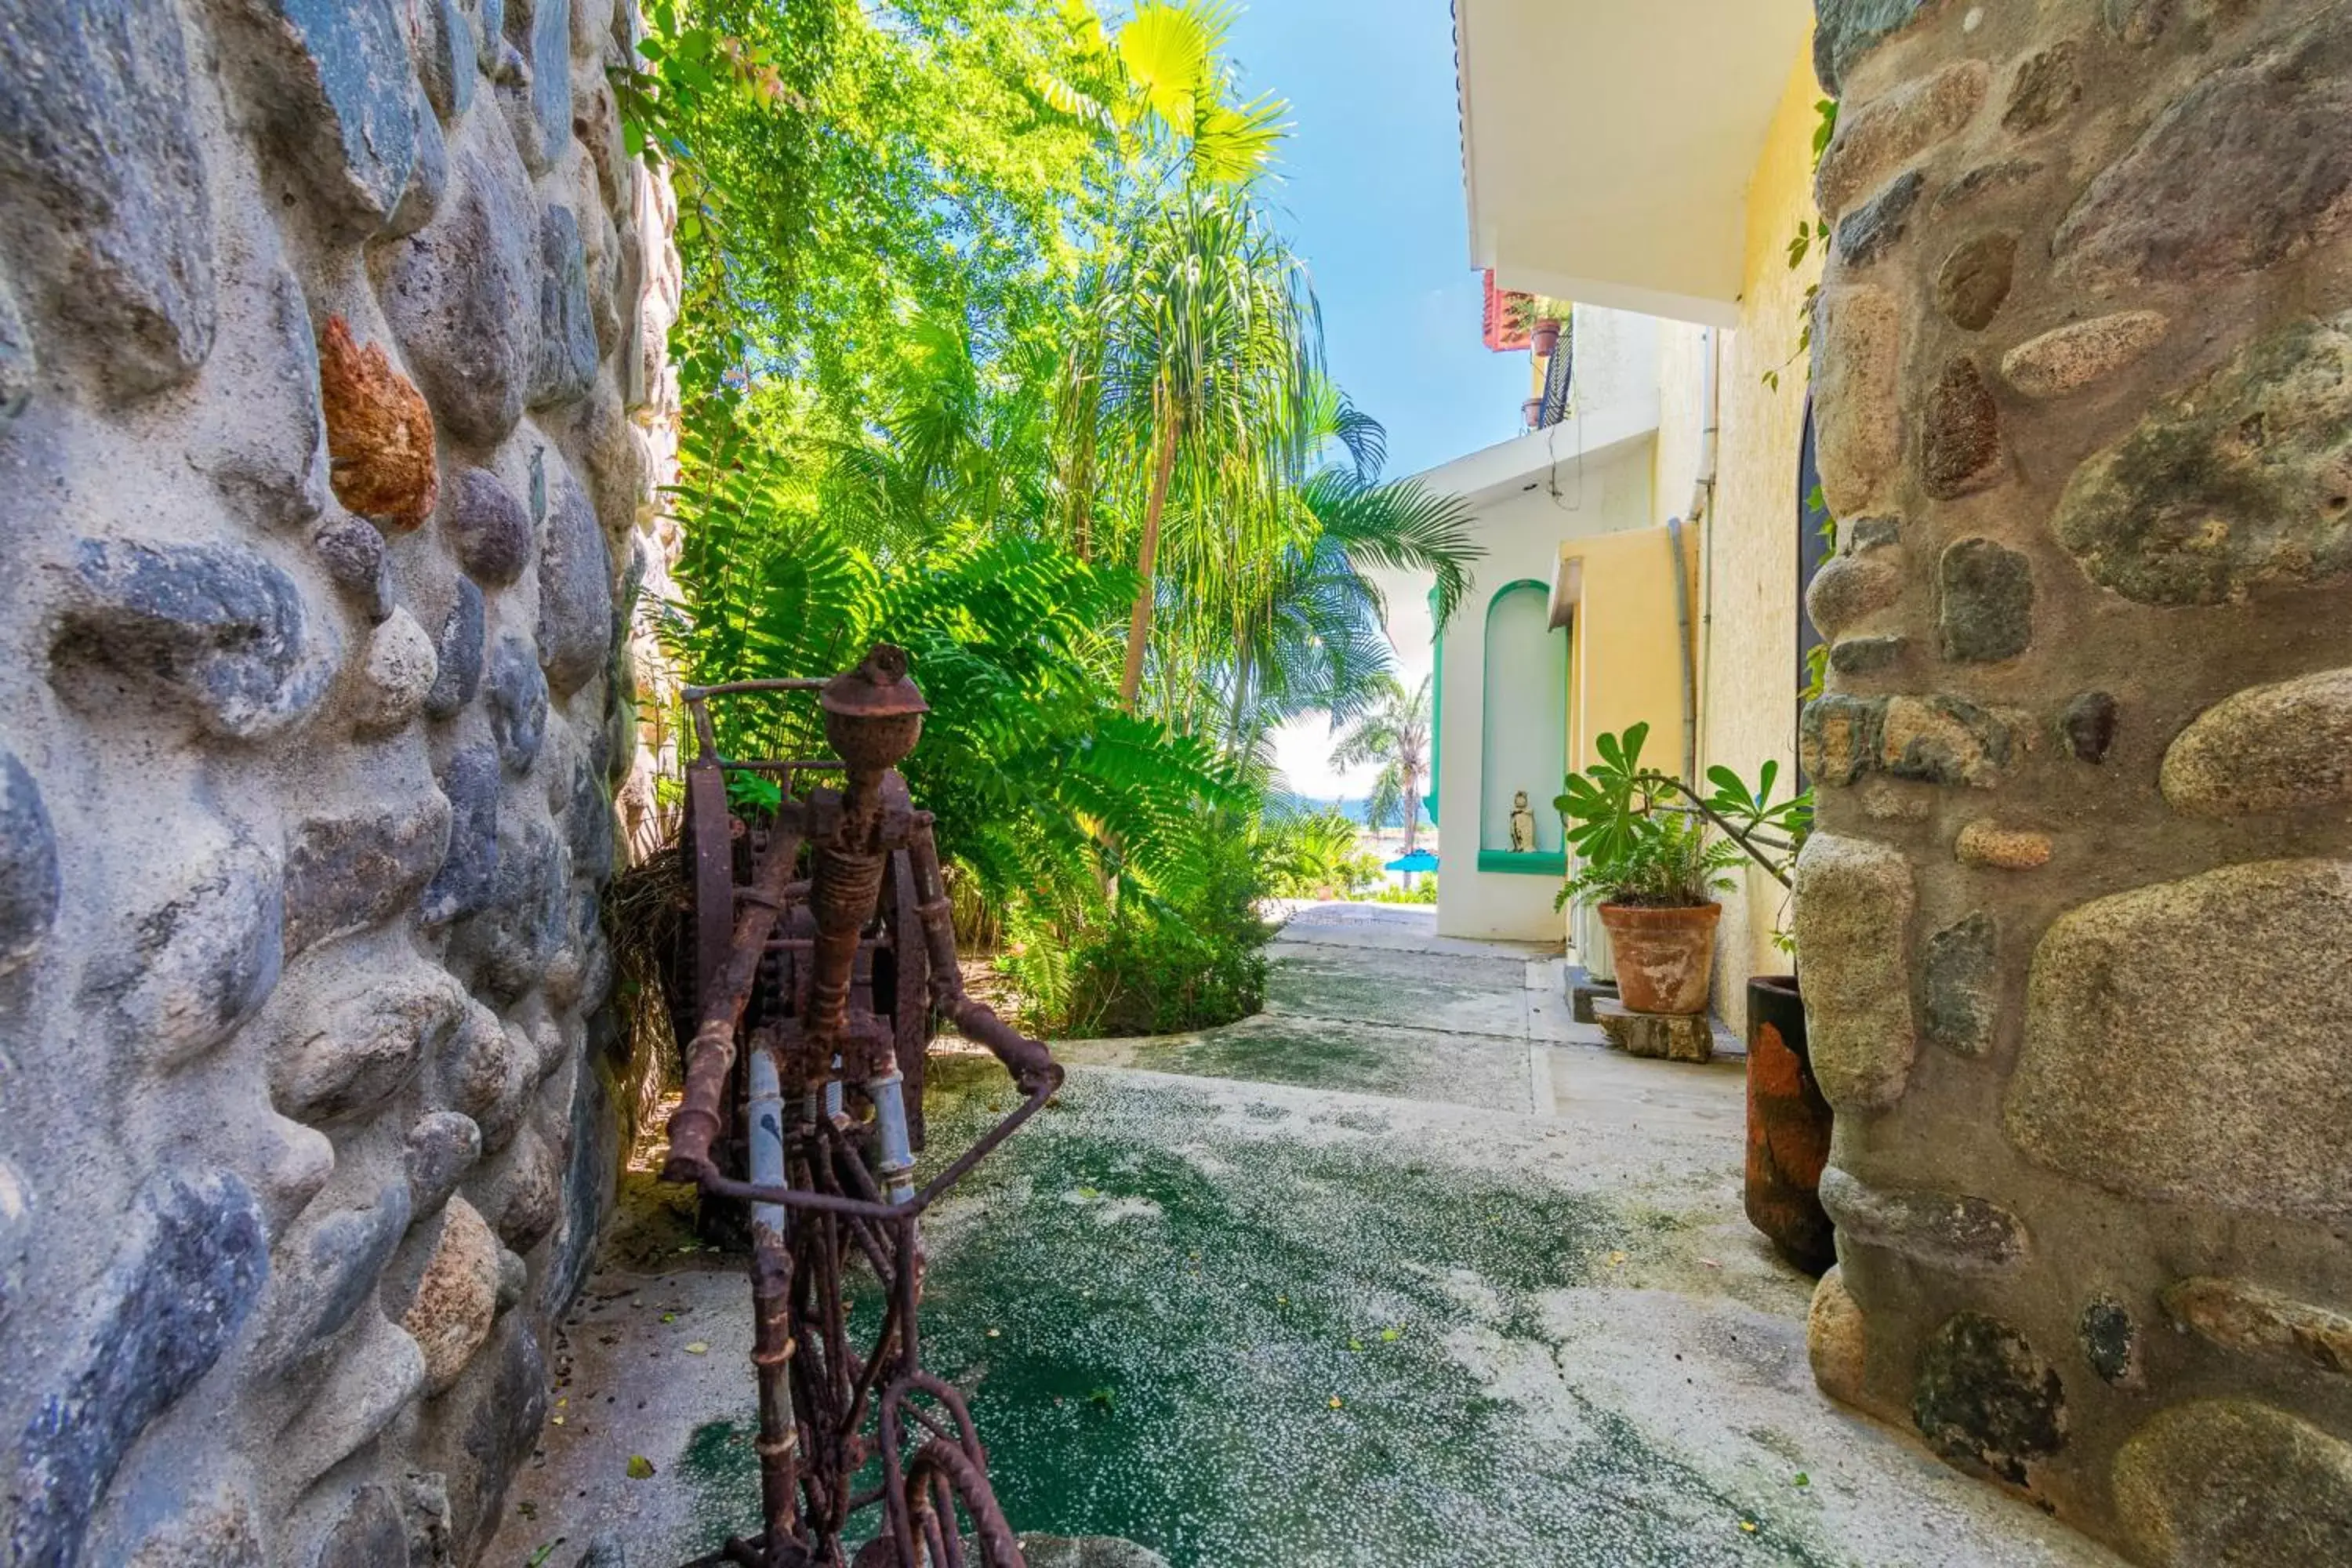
1478 579 1569 876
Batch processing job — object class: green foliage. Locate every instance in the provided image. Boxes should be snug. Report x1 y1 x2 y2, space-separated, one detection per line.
1368 875 1437 906
663 435 1264 1034
1783 215 1829 272
1800 641 1830 706
1762 96 1837 393
1057 811 1273 1036
1260 806 1383 900
1697 757 1813 877
1556 810 1740 912
1799 483 1835 704
725 771 782 815
633 0 1479 1033
617 0 1116 426
1811 97 1840 169
1806 483 1835 555
1552 723 1750 910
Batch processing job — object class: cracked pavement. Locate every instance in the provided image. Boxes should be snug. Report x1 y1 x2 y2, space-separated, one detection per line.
485 904 2122 1568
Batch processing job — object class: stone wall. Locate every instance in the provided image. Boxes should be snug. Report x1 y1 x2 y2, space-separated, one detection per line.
1798 1 2352 1561
0 1 677 1563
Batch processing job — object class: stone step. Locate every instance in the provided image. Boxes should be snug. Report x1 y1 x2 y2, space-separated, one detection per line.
1592 999 1716 1064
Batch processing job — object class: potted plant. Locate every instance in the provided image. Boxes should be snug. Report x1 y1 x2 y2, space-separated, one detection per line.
1555 724 1832 1271
1552 722 1744 1014
1530 316 1563 358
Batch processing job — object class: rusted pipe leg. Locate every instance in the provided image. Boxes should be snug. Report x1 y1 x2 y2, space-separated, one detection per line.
667 828 804 1181
746 1047 801 1550
909 822 1062 1097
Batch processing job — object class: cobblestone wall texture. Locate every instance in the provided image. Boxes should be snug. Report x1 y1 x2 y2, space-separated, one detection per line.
0 0 678 1562
1800 2 2352 1561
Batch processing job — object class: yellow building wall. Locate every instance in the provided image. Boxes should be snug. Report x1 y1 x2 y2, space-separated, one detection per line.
1653 45 1825 1029
1562 526 1690 782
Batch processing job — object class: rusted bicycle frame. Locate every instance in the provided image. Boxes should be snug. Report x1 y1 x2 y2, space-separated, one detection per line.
664 644 1063 1568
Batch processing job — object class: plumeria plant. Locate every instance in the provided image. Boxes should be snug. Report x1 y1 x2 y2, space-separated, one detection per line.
1552 721 1813 913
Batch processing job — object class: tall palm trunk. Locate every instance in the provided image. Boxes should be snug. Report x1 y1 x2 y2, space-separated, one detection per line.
1401 764 1420 856
1119 419 1179 710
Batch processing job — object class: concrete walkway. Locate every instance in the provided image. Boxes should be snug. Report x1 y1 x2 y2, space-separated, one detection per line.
485 905 2122 1568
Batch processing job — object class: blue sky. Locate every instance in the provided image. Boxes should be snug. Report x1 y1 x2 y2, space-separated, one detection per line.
1223 0 1519 799
1226 0 1530 482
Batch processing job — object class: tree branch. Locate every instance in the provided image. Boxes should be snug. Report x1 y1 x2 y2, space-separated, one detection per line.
1646 773 1794 890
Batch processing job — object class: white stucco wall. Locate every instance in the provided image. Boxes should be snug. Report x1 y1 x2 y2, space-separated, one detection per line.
1416 308 1663 942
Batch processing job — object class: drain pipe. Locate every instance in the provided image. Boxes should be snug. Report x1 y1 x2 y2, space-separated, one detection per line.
1684 328 1722 782
1667 515 1696 786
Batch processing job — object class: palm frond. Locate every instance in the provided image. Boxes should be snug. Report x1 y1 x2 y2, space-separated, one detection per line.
1298 467 1481 631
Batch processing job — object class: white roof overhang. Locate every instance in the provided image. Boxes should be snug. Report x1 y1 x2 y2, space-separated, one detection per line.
1456 0 1814 328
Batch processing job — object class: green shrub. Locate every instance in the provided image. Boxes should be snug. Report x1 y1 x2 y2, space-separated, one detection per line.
1261 806 1382 900
1057 816 1272 1037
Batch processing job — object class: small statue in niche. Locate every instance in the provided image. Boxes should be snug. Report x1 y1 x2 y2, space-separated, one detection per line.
1508 790 1538 853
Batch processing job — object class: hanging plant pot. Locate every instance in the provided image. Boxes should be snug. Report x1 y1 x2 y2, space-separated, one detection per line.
1595 902 1719 1014
1521 395 1543 428
1530 317 1563 358
1744 975 1835 1274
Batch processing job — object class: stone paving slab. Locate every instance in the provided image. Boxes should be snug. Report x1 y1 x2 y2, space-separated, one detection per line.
1546 1043 1749 1138
1265 949 1534 1037
1265 899 1561 961
486 903 2124 1568
1266 941 1532 996
487 1063 2124 1568
1058 1011 1536 1112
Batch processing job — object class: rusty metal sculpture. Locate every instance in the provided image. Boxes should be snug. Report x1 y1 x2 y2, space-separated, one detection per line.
665 644 1062 1568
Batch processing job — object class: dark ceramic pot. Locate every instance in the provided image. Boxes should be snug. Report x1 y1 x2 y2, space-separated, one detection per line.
1744 975 1835 1273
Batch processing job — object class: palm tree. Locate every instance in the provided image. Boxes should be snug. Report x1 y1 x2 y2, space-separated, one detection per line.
1331 674 1432 855
1096 191 1318 710
1041 0 1295 597
1192 390 1479 757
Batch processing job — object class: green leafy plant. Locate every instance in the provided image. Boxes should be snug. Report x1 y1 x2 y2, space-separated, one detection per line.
1810 96 1840 166
1761 97 1838 394
1798 483 1835 706
1057 809 1272 1036
1799 642 1831 706
1261 805 1383 900
1552 723 1812 911
1368 875 1437 906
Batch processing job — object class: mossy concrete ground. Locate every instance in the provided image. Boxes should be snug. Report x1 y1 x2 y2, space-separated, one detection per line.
484 905 2122 1568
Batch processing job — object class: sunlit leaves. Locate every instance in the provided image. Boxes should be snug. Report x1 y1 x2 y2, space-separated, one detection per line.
1116 3 1214 135
1189 89 1289 187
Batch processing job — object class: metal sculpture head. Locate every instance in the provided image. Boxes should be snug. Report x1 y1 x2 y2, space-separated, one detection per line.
821 642 928 772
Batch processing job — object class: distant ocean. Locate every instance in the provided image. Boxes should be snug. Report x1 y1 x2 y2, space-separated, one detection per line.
1269 793 1426 829
1270 791 1368 824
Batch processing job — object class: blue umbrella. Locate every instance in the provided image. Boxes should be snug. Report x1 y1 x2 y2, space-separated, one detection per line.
1385 849 1439 873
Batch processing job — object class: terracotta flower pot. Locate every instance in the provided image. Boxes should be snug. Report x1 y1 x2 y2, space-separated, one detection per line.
1530 317 1563 358
1744 975 1835 1274
1521 395 1543 428
1595 901 1719 1014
